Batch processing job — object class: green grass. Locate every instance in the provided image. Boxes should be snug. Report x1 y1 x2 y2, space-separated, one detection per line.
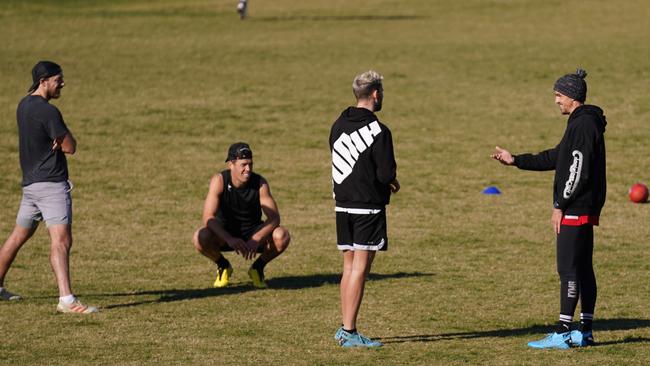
1 0 649 364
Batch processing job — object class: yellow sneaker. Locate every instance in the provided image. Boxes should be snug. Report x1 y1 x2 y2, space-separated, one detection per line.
57 299 99 314
247 267 267 289
213 266 233 288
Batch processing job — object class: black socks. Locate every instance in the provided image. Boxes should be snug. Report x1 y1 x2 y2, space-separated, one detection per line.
252 256 267 272
557 322 571 334
216 255 230 269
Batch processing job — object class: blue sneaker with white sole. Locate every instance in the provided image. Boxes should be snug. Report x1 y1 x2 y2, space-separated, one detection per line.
570 330 595 347
334 327 344 341
527 332 571 349
338 330 383 347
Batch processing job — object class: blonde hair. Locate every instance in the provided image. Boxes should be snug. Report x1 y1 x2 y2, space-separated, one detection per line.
352 70 383 99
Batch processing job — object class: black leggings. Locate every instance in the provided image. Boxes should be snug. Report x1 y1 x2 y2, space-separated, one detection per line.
557 224 597 319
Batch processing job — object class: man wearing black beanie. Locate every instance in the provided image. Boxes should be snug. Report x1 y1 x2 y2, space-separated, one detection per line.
491 69 607 349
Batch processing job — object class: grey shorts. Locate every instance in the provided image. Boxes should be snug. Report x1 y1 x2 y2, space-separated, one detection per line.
16 181 72 228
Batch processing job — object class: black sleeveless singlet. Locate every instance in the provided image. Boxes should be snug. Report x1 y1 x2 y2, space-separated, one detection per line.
215 170 263 238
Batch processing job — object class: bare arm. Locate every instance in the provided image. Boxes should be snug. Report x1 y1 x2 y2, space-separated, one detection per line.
202 174 222 226
52 132 77 155
551 208 563 235
245 178 281 259
203 174 249 257
60 132 76 154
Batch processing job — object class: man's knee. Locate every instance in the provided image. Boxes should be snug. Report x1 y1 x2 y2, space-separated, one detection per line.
193 228 213 252
48 225 72 250
272 226 290 250
557 269 577 282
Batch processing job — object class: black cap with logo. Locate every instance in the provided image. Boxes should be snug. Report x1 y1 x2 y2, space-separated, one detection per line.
225 142 253 162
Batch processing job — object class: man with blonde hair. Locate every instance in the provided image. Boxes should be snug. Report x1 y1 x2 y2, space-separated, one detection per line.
330 70 400 347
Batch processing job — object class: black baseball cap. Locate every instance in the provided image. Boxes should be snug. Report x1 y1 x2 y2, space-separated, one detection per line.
28 61 62 93
225 142 253 162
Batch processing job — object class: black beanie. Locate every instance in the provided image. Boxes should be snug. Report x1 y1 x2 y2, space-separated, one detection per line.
554 69 587 102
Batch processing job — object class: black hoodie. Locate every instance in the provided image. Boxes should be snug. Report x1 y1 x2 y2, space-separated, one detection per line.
514 105 607 216
329 107 397 209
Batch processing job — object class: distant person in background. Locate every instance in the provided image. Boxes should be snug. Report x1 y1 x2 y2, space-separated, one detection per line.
193 142 291 289
0 61 98 314
330 70 400 347
492 69 606 349
237 0 248 19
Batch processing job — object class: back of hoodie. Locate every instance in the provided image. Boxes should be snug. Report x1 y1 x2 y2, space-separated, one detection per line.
330 107 396 209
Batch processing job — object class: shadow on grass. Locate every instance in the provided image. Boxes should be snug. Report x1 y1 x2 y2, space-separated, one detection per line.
378 319 650 346
101 285 251 310
268 271 433 289
98 271 432 310
254 15 428 22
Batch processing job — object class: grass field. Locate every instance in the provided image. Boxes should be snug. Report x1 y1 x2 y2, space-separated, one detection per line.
1 0 649 364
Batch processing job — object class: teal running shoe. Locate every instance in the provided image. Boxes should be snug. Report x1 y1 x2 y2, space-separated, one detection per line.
338 331 383 348
334 327 344 341
527 332 571 349
570 330 595 347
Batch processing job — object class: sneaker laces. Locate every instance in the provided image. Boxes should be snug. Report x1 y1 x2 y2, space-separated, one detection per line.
357 333 376 345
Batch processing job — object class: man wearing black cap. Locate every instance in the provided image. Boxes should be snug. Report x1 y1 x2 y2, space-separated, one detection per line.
0 61 97 313
492 69 607 349
192 142 291 289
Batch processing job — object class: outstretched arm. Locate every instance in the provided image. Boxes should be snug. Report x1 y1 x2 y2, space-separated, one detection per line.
491 146 515 165
492 145 558 171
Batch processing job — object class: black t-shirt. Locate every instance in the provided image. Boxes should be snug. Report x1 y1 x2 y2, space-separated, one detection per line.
215 170 263 236
16 95 70 186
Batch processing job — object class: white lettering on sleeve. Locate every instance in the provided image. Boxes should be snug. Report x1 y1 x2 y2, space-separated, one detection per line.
563 150 583 199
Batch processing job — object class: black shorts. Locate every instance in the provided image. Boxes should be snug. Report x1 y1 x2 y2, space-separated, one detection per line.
336 208 388 251
219 223 266 253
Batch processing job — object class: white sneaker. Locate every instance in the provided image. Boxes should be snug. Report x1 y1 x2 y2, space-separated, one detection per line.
237 1 248 19
0 288 22 301
57 299 99 314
